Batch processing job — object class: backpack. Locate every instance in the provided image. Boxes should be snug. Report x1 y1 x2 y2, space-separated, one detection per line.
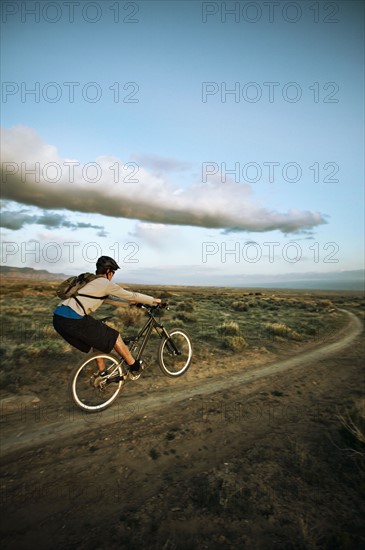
56 273 109 314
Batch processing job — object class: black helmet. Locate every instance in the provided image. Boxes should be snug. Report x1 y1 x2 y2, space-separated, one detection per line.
96 256 120 271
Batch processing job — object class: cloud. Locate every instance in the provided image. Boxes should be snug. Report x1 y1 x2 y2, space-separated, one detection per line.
130 153 192 174
1 125 327 235
128 221 178 247
0 203 106 234
0 208 38 230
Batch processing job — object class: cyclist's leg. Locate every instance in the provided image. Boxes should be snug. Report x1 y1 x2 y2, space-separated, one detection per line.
92 335 134 373
94 354 106 372
55 316 137 371
113 334 135 366
53 315 90 353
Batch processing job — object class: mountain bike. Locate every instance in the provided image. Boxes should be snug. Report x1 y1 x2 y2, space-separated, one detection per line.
69 303 193 412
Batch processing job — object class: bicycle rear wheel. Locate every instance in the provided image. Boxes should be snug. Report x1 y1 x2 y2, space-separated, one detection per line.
158 328 192 377
70 352 124 412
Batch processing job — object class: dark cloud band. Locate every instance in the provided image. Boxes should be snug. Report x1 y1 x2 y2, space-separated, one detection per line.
1 126 327 235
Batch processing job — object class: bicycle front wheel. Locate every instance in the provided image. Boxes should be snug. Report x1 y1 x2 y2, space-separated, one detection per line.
70 352 124 412
158 328 192 377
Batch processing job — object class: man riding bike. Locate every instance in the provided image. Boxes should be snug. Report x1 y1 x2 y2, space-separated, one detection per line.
53 255 161 377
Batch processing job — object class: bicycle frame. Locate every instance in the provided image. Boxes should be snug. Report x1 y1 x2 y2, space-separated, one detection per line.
125 305 180 360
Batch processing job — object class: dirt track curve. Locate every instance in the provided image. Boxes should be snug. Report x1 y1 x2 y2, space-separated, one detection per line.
1 309 362 457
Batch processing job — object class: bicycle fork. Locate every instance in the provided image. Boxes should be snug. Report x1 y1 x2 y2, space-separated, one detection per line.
160 327 181 356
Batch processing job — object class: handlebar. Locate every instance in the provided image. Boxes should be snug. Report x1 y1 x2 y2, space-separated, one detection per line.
135 302 169 311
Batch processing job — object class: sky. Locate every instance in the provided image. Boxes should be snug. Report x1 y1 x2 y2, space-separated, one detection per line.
1 0 364 289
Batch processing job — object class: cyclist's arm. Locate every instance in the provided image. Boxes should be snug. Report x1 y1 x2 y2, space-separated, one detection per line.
104 298 130 308
106 281 160 306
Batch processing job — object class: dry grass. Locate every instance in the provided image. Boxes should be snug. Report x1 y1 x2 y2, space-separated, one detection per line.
264 322 303 341
218 320 240 336
221 335 248 352
0 280 362 395
115 305 145 328
337 398 365 457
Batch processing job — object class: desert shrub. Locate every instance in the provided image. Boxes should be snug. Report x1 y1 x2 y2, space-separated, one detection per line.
170 319 185 329
39 324 61 339
264 322 302 341
231 301 248 312
298 301 313 309
218 320 240 336
221 335 248 352
116 306 144 327
303 326 317 337
12 339 72 363
0 304 29 316
317 299 333 308
338 398 365 456
190 469 243 511
174 312 196 323
176 298 195 312
0 367 21 392
158 290 174 299
149 448 160 460
266 322 289 337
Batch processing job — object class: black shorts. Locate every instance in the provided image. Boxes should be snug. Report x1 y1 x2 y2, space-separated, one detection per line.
53 314 119 354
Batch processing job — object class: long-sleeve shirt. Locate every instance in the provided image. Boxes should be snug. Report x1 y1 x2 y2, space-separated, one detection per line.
56 277 155 316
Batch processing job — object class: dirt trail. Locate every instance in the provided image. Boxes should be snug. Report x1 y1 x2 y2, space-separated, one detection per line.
1 309 362 457
1 309 364 550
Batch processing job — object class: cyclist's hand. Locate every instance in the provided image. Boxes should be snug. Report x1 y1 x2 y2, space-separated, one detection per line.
153 299 168 308
135 300 168 309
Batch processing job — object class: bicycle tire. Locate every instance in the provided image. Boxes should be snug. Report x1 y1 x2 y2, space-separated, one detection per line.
158 328 192 377
70 352 124 412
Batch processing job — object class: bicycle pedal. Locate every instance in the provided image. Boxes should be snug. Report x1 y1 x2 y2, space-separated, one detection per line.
128 373 142 381
127 364 145 380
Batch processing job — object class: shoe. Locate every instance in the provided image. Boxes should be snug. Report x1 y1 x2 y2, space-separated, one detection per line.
128 360 144 380
128 359 143 372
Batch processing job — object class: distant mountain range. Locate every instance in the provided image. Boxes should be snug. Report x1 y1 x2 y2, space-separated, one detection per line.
0 266 67 281
0 265 364 291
